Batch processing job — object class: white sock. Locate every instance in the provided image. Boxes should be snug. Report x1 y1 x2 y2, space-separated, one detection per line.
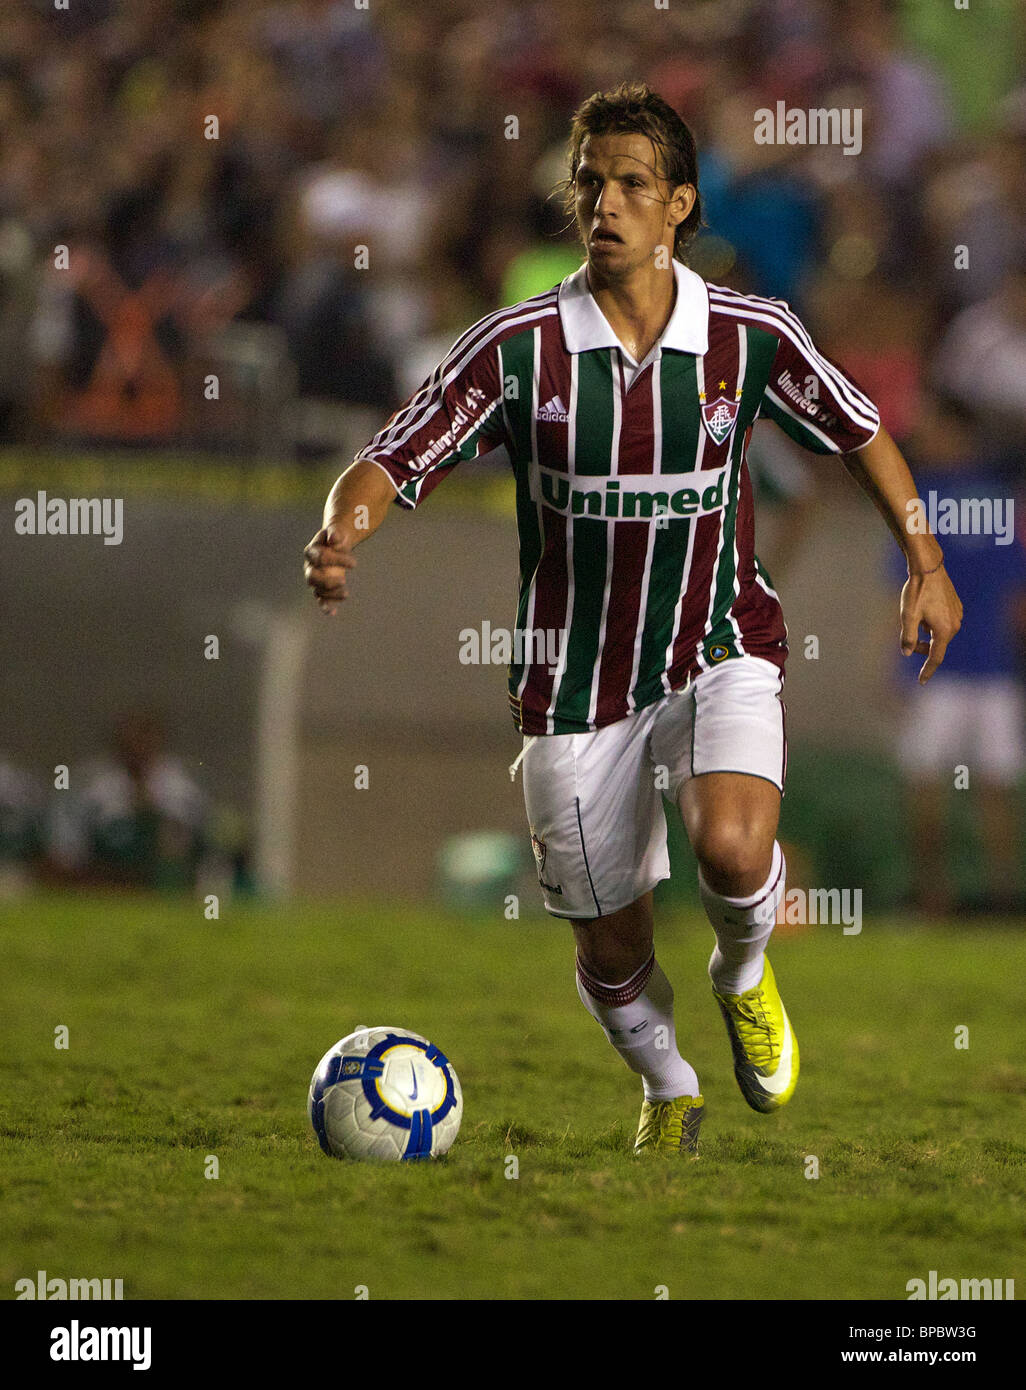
699 841 786 996
576 952 700 1102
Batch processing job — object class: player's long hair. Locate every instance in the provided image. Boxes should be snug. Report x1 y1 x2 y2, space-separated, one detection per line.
557 80 703 259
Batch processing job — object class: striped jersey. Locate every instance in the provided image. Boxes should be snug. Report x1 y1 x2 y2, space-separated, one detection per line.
359 259 880 736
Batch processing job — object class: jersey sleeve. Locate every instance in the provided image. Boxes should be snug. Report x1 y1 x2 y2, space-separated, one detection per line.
759 305 881 455
355 325 509 509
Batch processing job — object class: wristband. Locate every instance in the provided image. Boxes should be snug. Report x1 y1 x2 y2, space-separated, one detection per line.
907 555 944 577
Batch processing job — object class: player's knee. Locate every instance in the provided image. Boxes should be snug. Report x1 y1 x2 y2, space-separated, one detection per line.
693 821 773 896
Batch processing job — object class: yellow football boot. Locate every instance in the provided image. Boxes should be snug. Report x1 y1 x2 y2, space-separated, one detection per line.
634 1095 705 1155
713 957 799 1112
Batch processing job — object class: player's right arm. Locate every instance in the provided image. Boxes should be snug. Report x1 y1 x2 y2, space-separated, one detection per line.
303 458 398 616
304 312 511 615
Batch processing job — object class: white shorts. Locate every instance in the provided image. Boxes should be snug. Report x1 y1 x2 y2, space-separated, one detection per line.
898 675 1025 786
519 656 786 919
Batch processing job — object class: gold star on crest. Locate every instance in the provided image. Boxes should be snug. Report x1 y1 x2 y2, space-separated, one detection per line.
719 379 727 390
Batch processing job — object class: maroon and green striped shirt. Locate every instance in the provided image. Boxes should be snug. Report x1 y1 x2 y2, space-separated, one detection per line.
359 260 880 735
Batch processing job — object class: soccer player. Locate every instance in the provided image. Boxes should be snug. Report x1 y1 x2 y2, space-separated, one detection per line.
304 83 962 1155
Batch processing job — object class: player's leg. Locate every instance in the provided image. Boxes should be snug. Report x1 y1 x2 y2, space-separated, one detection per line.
572 887 653 983
519 717 703 1154
572 889 700 1086
904 777 952 915
897 676 961 914
573 894 705 1155
681 769 782 996
977 782 1021 910
686 776 798 1113
652 657 797 1112
974 677 1026 911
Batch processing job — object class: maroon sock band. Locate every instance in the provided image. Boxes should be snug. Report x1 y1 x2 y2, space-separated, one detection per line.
576 950 655 1007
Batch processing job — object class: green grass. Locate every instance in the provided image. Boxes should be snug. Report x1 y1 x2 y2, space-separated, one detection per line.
1 893 1024 1300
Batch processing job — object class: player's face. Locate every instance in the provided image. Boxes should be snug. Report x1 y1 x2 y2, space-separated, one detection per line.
574 132 692 276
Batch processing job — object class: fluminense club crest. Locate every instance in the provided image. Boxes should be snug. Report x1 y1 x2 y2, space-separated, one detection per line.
700 394 741 445
530 831 547 874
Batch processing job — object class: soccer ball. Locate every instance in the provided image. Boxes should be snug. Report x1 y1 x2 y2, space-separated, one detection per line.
308 1026 463 1161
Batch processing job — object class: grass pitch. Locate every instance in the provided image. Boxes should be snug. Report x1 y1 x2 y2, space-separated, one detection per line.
1 893 1024 1301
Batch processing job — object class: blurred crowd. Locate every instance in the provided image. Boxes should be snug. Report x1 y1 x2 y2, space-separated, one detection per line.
0 711 252 896
0 0 1023 454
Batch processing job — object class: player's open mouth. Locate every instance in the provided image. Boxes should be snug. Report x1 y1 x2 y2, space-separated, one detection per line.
591 229 623 245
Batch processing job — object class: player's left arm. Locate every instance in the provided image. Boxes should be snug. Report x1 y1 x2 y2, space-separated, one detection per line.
841 425 963 684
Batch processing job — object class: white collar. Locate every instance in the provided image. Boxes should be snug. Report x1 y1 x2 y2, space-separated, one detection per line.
558 257 709 360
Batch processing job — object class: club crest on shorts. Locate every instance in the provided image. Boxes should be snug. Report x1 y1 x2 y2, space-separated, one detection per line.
700 394 741 445
530 831 547 874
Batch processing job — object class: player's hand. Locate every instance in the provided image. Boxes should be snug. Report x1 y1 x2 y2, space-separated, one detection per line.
303 525 357 615
899 566 962 684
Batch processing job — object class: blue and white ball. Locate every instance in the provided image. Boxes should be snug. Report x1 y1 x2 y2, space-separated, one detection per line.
308 1026 463 1161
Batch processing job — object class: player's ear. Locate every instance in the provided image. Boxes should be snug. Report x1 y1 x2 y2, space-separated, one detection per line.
667 183 695 228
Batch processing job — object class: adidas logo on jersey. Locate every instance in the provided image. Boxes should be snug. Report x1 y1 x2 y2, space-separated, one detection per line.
537 395 570 423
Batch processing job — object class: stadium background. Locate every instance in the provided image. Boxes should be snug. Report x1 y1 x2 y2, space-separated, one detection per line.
1 0 1025 909
2 0 1026 1314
